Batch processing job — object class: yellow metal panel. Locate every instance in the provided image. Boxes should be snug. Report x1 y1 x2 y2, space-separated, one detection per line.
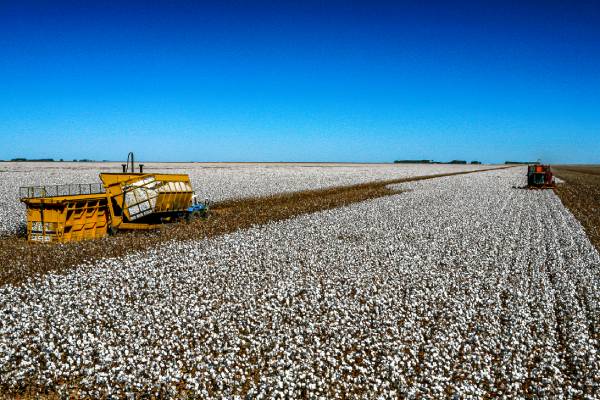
99 173 193 227
118 222 161 230
21 195 109 243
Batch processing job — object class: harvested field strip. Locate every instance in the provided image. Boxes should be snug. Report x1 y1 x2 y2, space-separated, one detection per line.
0 167 508 286
555 166 600 177
553 166 600 253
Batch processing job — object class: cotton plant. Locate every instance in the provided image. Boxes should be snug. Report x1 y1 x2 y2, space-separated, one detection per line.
0 162 491 235
0 168 598 398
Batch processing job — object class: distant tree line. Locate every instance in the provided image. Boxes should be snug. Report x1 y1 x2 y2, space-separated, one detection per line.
10 158 55 162
505 161 540 165
7 158 97 162
394 159 432 164
394 159 480 165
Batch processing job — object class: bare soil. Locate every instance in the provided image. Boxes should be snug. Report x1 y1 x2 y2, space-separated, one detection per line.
553 165 600 253
0 167 507 287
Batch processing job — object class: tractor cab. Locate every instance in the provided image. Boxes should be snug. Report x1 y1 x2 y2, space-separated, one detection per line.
527 164 555 189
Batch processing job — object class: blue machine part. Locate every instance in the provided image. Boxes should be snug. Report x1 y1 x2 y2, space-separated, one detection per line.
187 203 206 213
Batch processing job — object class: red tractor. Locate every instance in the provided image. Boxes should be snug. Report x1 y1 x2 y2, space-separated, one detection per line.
527 164 555 189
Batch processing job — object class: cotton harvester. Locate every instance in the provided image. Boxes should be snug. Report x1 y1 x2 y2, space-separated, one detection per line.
526 164 555 189
19 153 208 243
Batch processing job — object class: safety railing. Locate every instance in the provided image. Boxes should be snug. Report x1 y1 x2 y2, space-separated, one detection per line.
19 183 105 199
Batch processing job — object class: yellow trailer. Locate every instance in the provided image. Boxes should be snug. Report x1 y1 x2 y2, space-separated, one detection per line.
20 184 108 243
20 161 207 243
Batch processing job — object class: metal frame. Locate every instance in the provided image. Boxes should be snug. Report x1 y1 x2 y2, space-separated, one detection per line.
19 183 105 199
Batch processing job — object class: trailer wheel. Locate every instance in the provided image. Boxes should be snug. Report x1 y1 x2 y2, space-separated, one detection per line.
186 211 200 221
188 210 208 221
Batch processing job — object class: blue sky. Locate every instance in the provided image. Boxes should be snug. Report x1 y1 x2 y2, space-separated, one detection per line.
1 1 599 163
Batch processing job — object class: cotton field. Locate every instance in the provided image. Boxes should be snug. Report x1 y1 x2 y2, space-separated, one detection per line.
1 167 598 398
0 162 491 235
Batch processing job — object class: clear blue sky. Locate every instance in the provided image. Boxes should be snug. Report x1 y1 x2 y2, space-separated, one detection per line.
1 1 598 163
